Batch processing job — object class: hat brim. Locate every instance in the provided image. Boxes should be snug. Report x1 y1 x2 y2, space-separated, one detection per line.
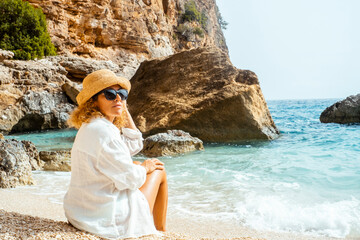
76 74 131 106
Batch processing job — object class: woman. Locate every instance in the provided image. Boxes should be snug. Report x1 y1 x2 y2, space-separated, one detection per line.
64 69 168 239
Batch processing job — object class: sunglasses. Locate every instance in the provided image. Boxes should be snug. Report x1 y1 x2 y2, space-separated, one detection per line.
99 89 128 101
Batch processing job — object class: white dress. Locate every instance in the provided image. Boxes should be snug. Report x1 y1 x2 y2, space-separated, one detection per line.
63 117 159 239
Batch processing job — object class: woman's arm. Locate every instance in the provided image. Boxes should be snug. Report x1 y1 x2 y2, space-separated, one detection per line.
98 139 147 191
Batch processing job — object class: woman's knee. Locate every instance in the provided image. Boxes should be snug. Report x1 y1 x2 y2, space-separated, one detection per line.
150 169 167 183
158 169 167 182
144 169 166 185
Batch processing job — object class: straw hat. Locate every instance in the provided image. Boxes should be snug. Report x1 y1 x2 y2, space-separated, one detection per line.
76 69 131 106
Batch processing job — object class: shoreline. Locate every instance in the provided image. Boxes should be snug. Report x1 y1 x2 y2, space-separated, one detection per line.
0 190 352 240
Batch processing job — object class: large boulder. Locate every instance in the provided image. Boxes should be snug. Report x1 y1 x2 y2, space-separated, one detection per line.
128 47 279 142
320 94 360 124
142 130 204 157
0 139 35 188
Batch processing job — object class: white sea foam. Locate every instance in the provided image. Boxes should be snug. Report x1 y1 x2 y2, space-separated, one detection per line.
234 194 360 238
169 185 360 238
273 182 301 191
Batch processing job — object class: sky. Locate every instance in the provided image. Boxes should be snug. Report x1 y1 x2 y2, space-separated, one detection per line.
216 0 360 100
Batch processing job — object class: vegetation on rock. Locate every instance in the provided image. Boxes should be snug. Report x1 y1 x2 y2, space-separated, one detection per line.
182 0 208 30
178 1 228 40
0 0 56 60
193 27 204 37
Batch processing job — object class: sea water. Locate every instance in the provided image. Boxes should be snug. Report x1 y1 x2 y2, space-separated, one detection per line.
5 99 360 238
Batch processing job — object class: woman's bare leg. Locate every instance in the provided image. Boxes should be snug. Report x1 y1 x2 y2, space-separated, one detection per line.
139 169 168 231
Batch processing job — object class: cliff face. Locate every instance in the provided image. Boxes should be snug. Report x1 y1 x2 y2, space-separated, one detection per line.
0 0 279 141
27 0 227 76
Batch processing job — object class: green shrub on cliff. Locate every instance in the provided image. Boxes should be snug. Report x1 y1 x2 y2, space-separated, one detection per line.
193 27 204 37
182 0 208 30
177 24 191 34
0 0 56 60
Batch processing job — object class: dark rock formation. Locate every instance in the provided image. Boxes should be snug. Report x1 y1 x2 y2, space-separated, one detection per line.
142 130 204 157
0 139 34 188
39 150 71 172
128 47 279 142
320 94 360 124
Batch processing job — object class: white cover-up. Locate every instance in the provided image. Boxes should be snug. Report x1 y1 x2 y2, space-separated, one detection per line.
63 117 158 239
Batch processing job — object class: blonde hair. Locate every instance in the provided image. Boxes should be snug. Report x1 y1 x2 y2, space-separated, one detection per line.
68 98 127 130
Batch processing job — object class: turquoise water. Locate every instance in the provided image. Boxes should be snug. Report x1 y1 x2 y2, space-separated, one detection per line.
5 99 360 238
8 128 76 151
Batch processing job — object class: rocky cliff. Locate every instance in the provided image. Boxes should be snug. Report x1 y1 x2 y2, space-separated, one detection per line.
0 0 279 143
27 0 227 78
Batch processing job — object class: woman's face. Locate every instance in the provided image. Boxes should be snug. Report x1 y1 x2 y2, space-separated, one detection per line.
95 84 126 122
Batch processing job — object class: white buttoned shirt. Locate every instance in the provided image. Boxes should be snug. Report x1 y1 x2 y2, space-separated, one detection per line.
63 117 158 239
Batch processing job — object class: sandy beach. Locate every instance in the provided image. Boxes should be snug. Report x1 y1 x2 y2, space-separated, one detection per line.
0 189 353 240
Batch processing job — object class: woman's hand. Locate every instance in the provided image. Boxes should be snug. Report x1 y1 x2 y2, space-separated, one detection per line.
122 100 138 130
141 158 164 174
123 100 129 111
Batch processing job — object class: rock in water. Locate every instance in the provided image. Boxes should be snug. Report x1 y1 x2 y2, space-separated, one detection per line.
142 130 204 157
0 139 34 188
128 47 279 142
320 94 360 124
39 150 71 172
